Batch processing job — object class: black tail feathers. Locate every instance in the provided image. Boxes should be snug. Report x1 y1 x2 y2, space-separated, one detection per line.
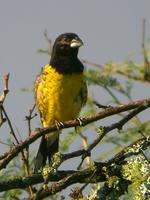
34 136 47 173
34 136 59 173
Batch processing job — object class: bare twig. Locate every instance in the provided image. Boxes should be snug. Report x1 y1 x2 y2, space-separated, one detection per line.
139 149 149 162
23 104 37 198
78 132 91 169
0 140 11 146
0 74 20 144
25 104 37 197
25 104 36 135
44 29 52 49
1 106 20 144
25 103 37 170
82 59 103 69
142 19 150 81
37 30 52 58
0 74 9 127
0 73 9 103
0 152 10 160
79 169 96 193
93 101 112 109
0 112 6 128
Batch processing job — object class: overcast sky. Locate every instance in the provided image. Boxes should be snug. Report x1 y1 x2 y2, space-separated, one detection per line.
0 0 149 153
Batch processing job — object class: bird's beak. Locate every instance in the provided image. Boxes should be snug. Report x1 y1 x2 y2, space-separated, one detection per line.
70 38 83 48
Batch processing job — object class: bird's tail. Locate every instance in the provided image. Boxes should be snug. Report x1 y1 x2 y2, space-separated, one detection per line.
34 131 59 173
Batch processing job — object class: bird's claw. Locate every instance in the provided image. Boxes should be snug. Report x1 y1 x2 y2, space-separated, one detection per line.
76 118 84 126
55 120 64 130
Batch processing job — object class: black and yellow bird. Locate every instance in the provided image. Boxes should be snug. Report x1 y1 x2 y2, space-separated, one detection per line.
34 33 87 172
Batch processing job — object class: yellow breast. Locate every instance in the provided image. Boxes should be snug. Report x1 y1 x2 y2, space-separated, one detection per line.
35 65 87 127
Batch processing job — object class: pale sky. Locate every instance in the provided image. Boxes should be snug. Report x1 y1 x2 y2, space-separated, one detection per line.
0 0 149 154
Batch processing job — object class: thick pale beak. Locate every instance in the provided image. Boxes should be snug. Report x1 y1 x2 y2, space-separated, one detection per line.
70 38 83 48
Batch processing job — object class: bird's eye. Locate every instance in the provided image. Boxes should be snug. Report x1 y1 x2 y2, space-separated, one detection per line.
63 36 68 41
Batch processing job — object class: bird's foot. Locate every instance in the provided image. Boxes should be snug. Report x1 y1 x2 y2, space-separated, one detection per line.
76 117 84 126
55 120 64 130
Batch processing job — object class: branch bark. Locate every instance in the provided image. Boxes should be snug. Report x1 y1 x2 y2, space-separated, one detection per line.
0 97 150 170
0 137 149 196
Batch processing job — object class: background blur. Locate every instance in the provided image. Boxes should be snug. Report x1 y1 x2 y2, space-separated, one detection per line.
0 0 149 156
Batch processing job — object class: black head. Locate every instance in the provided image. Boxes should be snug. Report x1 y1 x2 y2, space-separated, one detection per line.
50 33 84 74
53 33 83 53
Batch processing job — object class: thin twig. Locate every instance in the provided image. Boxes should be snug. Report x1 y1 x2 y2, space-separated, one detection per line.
142 19 149 66
139 149 149 162
25 104 36 198
93 101 112 109
142 19 150 81
0 73 9 103
25 104 36 135
79 169 96 193
0 140 11 146
78 132 91 169
82 59 103 69
0 112 6 128
1 106 20 144
0 74 20 145
0 152 10 160
0 74 9 127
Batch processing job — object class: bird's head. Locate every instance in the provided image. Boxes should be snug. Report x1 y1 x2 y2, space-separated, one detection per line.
50 33 84 74
52 33 83 56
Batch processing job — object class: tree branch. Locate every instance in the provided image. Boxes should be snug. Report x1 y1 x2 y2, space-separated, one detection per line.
0 167 106 193
62 105 150 162
0 98 150 170
35 136 150 199
0 136 148 195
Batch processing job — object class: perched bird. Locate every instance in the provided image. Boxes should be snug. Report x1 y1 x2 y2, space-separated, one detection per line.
34 33 87 172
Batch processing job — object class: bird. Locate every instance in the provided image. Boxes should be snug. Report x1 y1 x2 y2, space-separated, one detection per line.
34 33 87 173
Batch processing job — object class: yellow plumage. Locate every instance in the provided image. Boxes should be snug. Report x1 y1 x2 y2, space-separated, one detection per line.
35 64 87 127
